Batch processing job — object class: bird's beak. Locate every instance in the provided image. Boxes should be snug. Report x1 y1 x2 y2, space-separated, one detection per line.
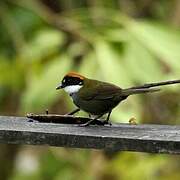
56 83 64 90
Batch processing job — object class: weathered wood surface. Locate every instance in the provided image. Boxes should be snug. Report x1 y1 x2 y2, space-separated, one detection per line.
0 115 180 154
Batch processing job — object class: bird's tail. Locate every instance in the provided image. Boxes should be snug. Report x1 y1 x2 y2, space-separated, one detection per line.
121 79 180 96
121 88 160 96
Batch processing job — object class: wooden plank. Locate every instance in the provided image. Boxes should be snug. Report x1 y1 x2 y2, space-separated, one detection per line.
0 116 180 154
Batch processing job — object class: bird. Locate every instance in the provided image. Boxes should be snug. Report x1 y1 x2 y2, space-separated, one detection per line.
56 72 180 126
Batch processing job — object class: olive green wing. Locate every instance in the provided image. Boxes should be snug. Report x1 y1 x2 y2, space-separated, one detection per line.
79 80 122 100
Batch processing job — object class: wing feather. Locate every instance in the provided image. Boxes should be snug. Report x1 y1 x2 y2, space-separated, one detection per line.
79 79 122 100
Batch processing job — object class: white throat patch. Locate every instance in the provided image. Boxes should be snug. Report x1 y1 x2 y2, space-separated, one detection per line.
64 85 82 95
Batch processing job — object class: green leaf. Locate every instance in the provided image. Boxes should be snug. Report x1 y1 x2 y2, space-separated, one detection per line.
78 52 98 78
127 21 180 71
21 29 65 61
21 55 71 112
104 29 130 42
124 39 164 82
94 39 132 87
0 57 25 90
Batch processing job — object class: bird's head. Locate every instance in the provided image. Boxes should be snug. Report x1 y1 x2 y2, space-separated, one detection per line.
56 72 85 95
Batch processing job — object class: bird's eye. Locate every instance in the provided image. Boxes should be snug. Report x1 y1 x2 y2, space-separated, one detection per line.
79 81 83 85
63 79 66 83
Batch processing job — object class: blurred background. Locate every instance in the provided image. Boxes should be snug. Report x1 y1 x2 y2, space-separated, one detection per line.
0 0 180 179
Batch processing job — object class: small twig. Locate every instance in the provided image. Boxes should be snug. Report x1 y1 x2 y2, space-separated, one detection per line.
10 0 91 43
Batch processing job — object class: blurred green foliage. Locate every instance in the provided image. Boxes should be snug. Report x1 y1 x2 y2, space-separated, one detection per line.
0 0 180 180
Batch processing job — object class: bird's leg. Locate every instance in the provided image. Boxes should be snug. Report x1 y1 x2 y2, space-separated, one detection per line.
80 114 104 127
66 108 80 115
103 110 112 125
